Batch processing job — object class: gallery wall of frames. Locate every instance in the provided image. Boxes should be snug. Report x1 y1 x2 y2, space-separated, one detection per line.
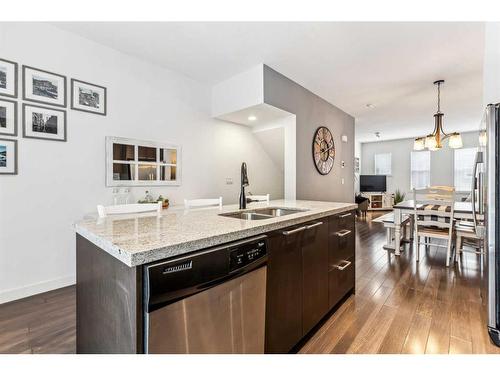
0 57 107 175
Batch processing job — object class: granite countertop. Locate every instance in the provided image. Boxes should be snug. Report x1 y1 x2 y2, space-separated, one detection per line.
74 199 357 267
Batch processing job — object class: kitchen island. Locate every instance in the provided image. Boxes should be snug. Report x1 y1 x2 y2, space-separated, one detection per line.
74 199 357 354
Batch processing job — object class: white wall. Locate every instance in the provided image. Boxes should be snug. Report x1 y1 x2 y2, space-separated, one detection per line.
252 114 296 200
212 64 264 117
0 23 282 303
483 22 500 105
360 131 480 196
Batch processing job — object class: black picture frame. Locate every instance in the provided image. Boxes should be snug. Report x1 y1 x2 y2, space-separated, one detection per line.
71 78 107 116
22 65 67 108
0 137 18 175
22 103 67 142
0 98 18 136
0 58 18 99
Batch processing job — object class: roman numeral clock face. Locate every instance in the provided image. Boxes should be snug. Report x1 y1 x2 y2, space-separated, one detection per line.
313 126 335 175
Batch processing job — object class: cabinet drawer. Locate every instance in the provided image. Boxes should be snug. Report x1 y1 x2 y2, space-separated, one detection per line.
330 211 355 232
340 211 355 231
329 211 355 265
329 227 354 262
328 255 355 308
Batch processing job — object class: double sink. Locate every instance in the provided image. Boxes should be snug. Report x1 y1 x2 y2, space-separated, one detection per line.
219 207 308 221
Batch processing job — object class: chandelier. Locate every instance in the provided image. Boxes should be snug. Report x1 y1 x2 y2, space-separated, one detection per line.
414 80 462 151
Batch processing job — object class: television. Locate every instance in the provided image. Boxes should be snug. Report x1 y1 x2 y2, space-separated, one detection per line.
360 175 387 192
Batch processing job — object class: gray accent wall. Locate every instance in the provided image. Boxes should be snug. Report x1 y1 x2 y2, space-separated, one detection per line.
263 65 355 203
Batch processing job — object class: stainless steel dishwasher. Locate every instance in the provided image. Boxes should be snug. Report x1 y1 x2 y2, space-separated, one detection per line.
143 235 268 354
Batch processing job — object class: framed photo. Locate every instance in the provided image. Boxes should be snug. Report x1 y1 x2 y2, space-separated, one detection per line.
0 58 18 98
71 79 107 115
23 65 66 107
0 138 18 175
0 98 18 136
23 103 67 142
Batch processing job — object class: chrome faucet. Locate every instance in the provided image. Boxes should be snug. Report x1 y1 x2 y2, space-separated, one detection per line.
239 162 249 209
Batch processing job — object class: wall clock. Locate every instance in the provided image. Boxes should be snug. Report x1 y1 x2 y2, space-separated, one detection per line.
312 126 335 175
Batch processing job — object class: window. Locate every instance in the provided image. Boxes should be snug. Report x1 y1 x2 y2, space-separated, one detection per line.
374 153 392 175
106 137 181 187
454 147 478 192
411 151 430 189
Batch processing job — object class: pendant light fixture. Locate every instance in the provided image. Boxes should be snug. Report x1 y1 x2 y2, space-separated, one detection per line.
414 80 462 151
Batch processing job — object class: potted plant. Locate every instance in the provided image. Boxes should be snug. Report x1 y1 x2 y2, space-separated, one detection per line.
393 189 406 206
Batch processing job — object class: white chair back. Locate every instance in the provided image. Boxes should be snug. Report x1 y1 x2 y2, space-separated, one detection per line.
413 187 455 230
247 194 270 203
97 202 162 218
184 197 223 209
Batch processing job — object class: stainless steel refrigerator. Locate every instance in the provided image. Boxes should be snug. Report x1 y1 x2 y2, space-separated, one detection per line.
477 103 500 346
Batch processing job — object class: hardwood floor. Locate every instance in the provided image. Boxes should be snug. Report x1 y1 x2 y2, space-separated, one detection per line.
0 286 75 354
0 211 498 354
300 211 500 354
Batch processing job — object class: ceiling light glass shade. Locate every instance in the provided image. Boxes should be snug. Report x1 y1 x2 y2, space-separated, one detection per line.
428 144 441 151
479 131 487 147
413 138 425 151
425 134 437 150
448 133 463 149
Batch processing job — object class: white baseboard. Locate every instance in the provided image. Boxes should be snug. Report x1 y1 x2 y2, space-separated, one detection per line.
0 275 75 304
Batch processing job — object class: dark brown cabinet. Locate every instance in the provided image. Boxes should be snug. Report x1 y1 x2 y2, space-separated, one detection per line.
301 220 329 335
265 218 330 353
265 224 304 354
328 211 355 309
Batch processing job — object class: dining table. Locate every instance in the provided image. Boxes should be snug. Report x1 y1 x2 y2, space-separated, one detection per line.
392 199 481 256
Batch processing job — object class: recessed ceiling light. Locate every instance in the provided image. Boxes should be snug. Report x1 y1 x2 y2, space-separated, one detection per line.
248 115 257 121
366 103 375 109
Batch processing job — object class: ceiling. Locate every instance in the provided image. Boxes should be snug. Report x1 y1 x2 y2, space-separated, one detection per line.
54 22 485 143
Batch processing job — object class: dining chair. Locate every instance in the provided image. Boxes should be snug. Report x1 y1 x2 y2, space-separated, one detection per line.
413 187 455 266
97 201 162 218
455 221 484 262
246 193 270 203
184 197 223 209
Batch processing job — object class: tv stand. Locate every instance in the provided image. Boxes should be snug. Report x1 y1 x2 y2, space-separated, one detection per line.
360 192 394 211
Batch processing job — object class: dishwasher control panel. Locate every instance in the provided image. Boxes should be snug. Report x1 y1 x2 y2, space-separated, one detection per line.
229 238 267 272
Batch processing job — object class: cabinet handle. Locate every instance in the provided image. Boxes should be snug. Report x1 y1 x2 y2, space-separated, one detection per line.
282 226 306 236
306 221 323 230
335 260 352 271
339 212 351 218
335 229 352 237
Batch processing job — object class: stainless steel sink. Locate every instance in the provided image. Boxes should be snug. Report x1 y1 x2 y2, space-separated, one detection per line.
219 212 275 220
252 208 306 217
219 207 308 221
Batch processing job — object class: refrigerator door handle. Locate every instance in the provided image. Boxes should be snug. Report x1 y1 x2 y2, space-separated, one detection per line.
471 153 478 231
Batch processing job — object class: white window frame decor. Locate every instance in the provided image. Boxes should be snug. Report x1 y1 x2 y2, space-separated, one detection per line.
374 152 392 175
454 147 478 192
410 150 431 189
106 136 182 187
